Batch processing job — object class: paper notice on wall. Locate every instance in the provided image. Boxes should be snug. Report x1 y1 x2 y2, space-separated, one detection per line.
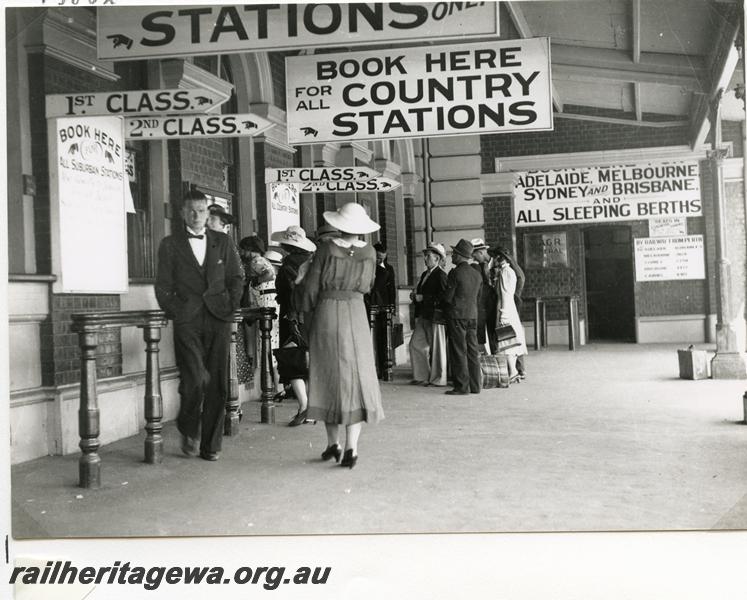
634 235 705 281
648 217 687 237
269 183 300 235
49 116 128 293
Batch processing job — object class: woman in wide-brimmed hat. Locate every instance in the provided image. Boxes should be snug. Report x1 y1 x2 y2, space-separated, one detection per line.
300 202 384 469
272 227 317 425
408 242 449 387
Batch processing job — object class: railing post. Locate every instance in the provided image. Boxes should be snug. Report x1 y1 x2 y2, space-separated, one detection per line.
567 296 579 351
140 318 165 464
76 328 101 489
259 306 276 424
224 314 241 436
383 305 394 382
540 300 548 348
533 298 542 351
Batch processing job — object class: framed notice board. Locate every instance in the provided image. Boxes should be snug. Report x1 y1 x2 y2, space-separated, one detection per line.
49 115 128 293
523 232 569 268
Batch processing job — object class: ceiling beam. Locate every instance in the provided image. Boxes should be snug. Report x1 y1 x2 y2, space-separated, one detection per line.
552 44 708 90
505 1 563 113
555 112 687 128
631 0 641 64
690 11 741 148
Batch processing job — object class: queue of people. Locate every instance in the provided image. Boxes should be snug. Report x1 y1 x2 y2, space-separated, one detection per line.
408 237 529 393
155 192 383 468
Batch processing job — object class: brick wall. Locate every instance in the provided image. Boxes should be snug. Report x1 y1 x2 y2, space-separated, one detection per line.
481 105 690 173
180 139 227 192
268 52 289 111
404 197 417 286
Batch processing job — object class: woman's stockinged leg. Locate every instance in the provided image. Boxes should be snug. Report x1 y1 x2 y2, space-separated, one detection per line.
325 423 339 448
345 422 362 456
290 379 308 412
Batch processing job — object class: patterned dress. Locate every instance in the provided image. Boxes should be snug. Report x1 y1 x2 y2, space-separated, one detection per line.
301 238 384 425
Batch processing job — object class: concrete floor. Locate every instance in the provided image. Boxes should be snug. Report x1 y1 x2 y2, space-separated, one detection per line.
11 343 747 539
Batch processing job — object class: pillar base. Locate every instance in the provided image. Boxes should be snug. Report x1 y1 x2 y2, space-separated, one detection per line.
711 352 747 379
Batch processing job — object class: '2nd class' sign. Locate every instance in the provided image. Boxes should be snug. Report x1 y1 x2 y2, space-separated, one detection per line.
286 37 552 144
97 3 499 60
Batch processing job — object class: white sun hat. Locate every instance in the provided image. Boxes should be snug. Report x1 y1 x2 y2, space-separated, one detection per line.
270 225 316 252
322 202 380 235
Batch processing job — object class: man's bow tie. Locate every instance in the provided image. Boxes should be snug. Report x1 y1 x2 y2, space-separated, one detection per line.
187 232 204 240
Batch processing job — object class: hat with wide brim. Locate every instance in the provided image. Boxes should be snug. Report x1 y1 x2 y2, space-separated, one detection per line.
270 225 316 252
208 203 236 224
323 202 380 235
451 239 474 259
488 245 511 260
422 242 446 259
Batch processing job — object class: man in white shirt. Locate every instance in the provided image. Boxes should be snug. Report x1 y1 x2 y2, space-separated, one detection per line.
155 191 244 461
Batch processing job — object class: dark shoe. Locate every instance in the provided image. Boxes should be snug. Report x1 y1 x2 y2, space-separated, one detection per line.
321 444 342 463
181 435 198 457
340 449 358 469
409 379 424 385
199 451 219 461
509 374 521 384
518 373 526 381
272 390 286 403
470 390 481 394
445 389 469 395
288 409 308 427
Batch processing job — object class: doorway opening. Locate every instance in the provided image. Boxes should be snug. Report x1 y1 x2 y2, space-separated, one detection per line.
583 226 636 341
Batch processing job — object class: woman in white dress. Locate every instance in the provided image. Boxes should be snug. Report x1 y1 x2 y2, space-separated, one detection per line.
491 250 528 382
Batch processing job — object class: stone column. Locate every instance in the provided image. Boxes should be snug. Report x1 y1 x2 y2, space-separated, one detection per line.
709 92 747 378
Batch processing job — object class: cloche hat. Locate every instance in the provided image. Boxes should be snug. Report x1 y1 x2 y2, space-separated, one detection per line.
264 249 284 266
323 202 380 235
422 242 446 259
270 225 316 252
208 203 236 225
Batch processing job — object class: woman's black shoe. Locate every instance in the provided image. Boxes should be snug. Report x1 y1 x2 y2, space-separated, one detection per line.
340 449 358 469
321 444 342 463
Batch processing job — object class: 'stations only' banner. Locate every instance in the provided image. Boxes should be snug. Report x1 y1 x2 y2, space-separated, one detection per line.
513 160 702 227
97 3 499 60
286 38 552 144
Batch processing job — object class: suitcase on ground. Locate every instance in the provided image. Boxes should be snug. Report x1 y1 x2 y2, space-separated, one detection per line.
480 353 509 389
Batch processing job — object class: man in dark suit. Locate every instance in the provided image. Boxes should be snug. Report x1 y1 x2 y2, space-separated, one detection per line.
155 190 244 461
471 237 498 353
365 242 397 378
442 239 483 395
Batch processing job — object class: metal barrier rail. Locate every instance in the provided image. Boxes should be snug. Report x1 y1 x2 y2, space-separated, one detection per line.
71 307 276 489
526 296 580 351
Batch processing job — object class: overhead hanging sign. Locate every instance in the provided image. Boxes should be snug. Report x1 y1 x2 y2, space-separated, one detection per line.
97 3 500 61
286 37 552 145
513 160 702 227
296 177 401 193
634 235 705 281
49 116 128 293
125 113 274 140
45 89 227 118
265 166 380 184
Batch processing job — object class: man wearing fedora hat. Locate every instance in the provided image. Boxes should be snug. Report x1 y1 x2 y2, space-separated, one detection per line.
442 239 483 395
409 242 449 386
471 238 498 353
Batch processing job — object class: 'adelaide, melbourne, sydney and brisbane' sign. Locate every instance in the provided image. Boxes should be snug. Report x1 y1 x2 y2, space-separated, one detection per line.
97 3 499 60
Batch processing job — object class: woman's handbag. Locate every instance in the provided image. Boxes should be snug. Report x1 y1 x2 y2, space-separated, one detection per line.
272 320 309 382
495 323 520 351
392 323 404 348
